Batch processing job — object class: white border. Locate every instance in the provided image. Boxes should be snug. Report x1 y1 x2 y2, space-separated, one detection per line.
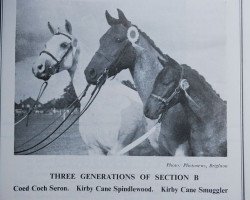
0 0 245 199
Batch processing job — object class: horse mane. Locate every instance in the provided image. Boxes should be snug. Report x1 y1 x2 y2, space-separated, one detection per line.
132 24 224 101
182 64 224 100
133 25 179 65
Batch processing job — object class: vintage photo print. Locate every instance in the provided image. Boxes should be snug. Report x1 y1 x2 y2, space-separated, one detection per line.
1 0 245 200
14 0 228 156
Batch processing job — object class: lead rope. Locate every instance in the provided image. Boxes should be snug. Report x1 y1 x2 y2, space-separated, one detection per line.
115 122 160 155
115 113 165 155
15 81 48 126
15 69 108 155
26 82 48 126
23 84 103 155
14 84 91 154
15 84 90 150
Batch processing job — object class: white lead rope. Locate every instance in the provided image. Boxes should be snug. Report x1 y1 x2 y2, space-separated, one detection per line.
115 122 161 155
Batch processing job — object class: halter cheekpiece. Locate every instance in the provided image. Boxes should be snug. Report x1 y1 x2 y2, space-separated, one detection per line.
150 66 189 106
95 26 142 77
39 32 73 75
151 66 200 109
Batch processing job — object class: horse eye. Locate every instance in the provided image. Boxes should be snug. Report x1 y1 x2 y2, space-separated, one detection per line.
60 42 68 48
116 38 123 43
161 82 167 87
162 81 172 86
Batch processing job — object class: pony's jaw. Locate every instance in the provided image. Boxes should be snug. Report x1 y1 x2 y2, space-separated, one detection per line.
144 97 164 120
62 52 75 70
84 53 109 85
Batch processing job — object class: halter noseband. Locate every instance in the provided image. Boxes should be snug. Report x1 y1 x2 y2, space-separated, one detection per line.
95 40 131 77
39 32 73 75
94 25 142 78
54 32 72 40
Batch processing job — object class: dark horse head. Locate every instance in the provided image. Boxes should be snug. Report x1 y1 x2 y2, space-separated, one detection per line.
84 9 137 84
144 58 184 119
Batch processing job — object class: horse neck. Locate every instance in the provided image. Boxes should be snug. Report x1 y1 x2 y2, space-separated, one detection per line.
180 65 226 122
67 48 87 101
130 35 164 104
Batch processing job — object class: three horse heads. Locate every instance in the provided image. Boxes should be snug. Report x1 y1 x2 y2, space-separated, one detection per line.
32 20 79 81
145 58 227 156
30 10 226 157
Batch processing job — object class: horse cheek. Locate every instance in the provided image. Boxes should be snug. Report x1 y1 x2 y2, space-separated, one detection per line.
63 56 73 70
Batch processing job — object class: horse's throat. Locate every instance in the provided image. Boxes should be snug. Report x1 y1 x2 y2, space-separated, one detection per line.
68 63 86 101
130 40 163 104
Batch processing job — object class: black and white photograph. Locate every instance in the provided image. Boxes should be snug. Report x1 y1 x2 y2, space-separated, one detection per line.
14 0 228 156
1 0 247 199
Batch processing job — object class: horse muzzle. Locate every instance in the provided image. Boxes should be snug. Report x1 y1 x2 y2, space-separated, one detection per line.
84 67 98 84
144 98 165 120
144 105 161 120
32 66 51 81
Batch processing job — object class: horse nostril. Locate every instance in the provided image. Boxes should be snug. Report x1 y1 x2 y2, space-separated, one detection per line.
89 68 97 79
38 64 43 70
37 64 45 73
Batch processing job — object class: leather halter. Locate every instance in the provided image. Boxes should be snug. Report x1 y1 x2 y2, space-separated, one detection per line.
54 32 72 40
39 32 73 75
150 66 184 107
96 39 132 77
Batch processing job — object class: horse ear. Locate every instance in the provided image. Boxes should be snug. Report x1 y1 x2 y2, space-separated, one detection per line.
158 57 167 67
117 9 130 27
48 22 56 35
65 19 72 34
105 10 119 26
